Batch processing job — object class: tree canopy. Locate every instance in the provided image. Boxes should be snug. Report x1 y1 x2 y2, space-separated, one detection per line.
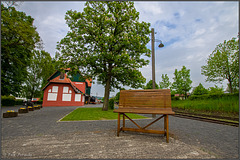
56 1 151 110
171 66 192 99
201 36 239 93
1 4 40 96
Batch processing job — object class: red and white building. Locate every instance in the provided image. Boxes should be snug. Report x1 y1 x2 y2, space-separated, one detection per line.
42 69 92 107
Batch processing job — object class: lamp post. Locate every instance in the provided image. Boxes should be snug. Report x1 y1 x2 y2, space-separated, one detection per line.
151 28 164 118
151 28 164 89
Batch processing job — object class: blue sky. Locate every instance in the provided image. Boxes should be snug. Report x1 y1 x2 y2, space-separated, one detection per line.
14 1 239 97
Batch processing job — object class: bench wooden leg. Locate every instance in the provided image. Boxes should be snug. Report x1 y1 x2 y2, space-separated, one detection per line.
164 115 169 143
117 113 121 137
123 114 125 128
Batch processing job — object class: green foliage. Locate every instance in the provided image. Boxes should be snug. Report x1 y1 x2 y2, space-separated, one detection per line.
208 85 224 94
201 36 239 93
15 99 23 105
56 1 151 110
159 74 171 89
192 83 209 95
189 93 238 100
171 96 180 101
35 100 43 105
144 80 159 89
114 92 120 103
1 4 40 96
1 95 16 106
22 50 55 99
171 66 192 99
172 94 239 114
108 98 115 110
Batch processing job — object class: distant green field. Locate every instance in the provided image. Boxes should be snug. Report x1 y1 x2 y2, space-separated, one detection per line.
60 107 147 121
172 95 239 114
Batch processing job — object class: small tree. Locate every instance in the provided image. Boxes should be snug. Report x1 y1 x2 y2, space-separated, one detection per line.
192 83 209 95
159 74 171 89
201 36 239 93
171 66 192 99
143 80 159 89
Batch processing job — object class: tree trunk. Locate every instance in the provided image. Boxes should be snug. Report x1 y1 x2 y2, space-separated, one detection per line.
102 75 111 111
229 80 233 93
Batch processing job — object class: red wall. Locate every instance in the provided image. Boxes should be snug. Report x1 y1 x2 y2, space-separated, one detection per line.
42 83 85 107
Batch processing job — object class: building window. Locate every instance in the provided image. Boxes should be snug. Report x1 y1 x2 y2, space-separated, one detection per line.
75 94 81 102
62 86 72 101
47 86 58 101
63 87 69 93
52 86 58 92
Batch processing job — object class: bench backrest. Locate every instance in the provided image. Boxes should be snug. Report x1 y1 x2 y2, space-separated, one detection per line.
119 89 171 109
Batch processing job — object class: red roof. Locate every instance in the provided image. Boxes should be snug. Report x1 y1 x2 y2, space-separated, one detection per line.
42 74 83 94
85 79 92 87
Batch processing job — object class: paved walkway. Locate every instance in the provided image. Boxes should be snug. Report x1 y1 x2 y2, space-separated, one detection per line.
1 105 238 159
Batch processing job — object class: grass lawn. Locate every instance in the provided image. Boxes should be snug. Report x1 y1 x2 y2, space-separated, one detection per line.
60 107 148 121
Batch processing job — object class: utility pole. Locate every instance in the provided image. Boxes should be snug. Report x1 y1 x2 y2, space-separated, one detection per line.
151 28 156 89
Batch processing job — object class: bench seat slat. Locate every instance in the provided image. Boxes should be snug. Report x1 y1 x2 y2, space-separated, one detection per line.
113 108 175 115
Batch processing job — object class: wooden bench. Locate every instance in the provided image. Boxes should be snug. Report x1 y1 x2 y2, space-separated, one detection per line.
113 89 175 143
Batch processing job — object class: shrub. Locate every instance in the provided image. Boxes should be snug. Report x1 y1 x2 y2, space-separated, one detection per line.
171 96 180 101
35 100 43 104
15 99 23 105
108 98 114 110
189 93 238 100
1 95 16 106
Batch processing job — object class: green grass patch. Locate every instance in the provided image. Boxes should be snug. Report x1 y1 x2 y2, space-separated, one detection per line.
60 107 148 121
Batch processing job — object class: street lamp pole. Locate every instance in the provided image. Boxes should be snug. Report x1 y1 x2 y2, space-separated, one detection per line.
151 28 156 89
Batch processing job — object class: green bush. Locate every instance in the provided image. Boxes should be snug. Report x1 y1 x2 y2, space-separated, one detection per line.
1 95 16 106
171 96 180 101
15 99 23 105
189 93 238 100
108 98 114 110
35 100 43 104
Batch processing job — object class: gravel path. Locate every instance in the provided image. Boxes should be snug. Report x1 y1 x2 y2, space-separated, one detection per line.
1 105 238 159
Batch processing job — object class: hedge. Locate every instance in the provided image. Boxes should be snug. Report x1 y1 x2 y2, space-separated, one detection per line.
189 93 239 100
15 99 23 105
1 95 16 106
108 99 114 110
35 100 43 104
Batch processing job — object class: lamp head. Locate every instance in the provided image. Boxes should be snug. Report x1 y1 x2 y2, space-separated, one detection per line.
158 43 164 48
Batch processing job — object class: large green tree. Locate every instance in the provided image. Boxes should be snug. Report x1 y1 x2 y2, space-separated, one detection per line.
22 50 55 99
159 74 171 89
201 36 239 93
171 66 192 99
56 1 151 110
1 3 40 96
